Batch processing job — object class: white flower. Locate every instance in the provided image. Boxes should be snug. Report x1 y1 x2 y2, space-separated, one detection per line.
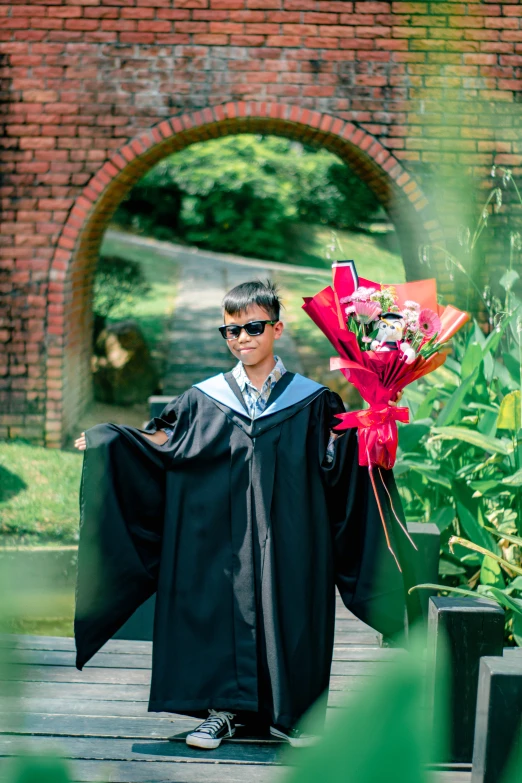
404 300 420 310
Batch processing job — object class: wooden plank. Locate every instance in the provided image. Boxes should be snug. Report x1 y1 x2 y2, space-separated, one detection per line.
2 661 393 685
0 698 169 719
0 758 286 783
0 714 196 740
12 646 397 668
0 680 370 706
0 757 472 783
1 628 382 650
0 735 284 765
2 668 382 693
0 698 352 720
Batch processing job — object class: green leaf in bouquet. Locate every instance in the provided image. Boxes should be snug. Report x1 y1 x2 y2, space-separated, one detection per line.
497 390 521 431
480 555 506 588
432 426 514 455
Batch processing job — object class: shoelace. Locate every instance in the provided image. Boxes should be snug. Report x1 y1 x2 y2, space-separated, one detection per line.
196 709 235 736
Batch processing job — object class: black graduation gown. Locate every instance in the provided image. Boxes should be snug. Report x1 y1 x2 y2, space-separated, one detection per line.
74 371 418 729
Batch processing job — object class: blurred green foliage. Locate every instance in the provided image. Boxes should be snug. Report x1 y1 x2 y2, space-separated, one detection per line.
92 254 151 323
285 631 446 783
114 135 382 262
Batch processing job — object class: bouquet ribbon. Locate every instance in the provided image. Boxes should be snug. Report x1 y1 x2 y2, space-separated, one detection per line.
334 404 414 570
334 404 410 471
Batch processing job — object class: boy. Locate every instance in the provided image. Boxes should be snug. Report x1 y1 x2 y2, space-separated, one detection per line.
74 280 413 750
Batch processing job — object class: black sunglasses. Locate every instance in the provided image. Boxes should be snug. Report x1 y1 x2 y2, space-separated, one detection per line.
218 320 278 340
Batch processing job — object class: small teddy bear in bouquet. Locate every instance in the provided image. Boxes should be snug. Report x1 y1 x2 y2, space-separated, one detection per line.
340 282 443 366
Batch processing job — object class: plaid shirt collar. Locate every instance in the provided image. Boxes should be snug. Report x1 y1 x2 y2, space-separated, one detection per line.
232 355 286 417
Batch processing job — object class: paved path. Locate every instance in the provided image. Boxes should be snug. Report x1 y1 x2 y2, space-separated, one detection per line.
106 231 311 394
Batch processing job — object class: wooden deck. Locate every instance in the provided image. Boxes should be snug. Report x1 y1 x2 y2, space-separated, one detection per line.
0 598 471 783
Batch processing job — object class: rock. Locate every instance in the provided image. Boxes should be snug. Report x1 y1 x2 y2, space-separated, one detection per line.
92 320 159 405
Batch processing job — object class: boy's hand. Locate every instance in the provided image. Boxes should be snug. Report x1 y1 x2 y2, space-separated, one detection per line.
74 432 86 450
142 430 169 445
388 390 404 407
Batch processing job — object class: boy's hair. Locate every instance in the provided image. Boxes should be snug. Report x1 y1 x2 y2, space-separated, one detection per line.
222 279 282 321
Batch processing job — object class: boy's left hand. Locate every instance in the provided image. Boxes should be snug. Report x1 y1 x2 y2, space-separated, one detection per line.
388 390 404 407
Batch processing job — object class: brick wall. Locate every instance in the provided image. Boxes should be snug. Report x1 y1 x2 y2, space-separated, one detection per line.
1 0 521 446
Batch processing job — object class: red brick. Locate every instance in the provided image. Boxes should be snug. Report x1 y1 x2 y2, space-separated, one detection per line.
192 33 229 43
121 7 155 19
303 12 338 23
230 35 265 45
64 19 100 31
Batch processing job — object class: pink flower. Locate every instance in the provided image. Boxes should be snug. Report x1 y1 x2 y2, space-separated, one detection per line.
353 300 382 325
340 286 376 304
404 300 420 311
417 308 442 338
351 286 376 302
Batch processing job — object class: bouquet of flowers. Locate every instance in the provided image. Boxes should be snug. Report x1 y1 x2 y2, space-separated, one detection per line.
303 261 469 568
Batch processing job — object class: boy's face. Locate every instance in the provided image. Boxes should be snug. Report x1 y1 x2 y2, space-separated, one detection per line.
223 304 284 366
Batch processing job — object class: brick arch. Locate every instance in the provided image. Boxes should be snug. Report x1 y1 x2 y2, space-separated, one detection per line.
49 101 441 446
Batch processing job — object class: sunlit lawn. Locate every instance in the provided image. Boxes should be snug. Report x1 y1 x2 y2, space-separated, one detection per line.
0 441 83 546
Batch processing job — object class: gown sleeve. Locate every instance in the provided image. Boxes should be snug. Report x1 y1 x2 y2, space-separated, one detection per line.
321 391 423 643
75 418 171 670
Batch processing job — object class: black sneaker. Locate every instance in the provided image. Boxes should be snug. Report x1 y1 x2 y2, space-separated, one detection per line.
185 710 236 749
270 724 319 748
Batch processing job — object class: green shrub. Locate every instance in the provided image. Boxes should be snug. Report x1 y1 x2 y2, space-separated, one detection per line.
114 135 382 262
93 254 151 322
396 167 522 644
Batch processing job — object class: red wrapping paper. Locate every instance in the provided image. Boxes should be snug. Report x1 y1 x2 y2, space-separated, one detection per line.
303 268 468 471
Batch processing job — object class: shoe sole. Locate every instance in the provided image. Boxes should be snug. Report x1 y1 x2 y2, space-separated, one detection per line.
186 730 235 750
269 726 317 748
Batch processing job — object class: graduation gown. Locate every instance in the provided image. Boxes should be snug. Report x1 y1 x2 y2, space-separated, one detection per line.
74 371 419 729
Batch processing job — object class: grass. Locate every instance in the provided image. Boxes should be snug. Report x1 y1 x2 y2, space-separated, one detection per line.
0 442 83 546
285 223 406 281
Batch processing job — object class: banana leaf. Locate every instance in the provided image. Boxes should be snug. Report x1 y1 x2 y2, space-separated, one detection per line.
456 503 498 552
450 535 522 577
431 426 513 455
437 369 479 427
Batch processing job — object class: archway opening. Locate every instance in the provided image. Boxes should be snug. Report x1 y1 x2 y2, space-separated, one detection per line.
50 105 439 446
